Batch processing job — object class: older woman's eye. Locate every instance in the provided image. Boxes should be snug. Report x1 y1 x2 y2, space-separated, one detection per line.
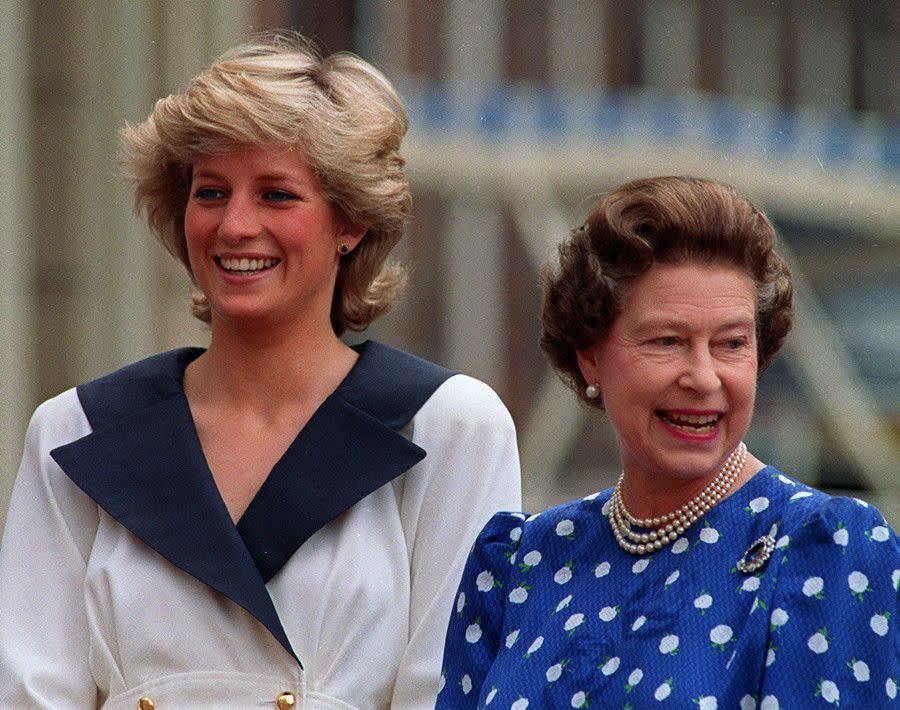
653 336 679 347
193 187 225 200
724 337 748 350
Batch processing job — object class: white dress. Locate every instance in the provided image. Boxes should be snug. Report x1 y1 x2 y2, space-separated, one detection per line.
0 341 522 709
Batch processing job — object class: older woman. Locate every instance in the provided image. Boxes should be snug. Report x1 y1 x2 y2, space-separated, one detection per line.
437 177 898 708
0 35 520 708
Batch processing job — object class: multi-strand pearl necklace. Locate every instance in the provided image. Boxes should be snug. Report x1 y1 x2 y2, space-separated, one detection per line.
609 442 748 555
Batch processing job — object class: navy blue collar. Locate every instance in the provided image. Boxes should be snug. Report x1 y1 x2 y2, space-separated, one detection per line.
50 341 453 664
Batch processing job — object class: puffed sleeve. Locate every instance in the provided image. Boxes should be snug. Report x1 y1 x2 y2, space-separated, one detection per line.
389 375 521 710
759 497 899 708
0 396 100 707
435 511 523 709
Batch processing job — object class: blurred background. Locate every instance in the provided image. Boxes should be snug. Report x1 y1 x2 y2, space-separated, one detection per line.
1 0 897 532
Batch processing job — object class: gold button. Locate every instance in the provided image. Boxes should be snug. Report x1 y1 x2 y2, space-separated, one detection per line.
138 698 155 710
276 691 296 709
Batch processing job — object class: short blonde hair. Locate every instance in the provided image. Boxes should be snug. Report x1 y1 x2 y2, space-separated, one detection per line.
120 32 411 333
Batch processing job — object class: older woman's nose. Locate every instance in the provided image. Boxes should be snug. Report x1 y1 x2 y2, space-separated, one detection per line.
678 349 722 393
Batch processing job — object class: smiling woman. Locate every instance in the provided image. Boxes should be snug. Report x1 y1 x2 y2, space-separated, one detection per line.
0 33 521 709
437 177 899 709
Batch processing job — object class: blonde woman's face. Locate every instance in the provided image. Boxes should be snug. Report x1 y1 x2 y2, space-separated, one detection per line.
577 262 758 488
184 145 364 331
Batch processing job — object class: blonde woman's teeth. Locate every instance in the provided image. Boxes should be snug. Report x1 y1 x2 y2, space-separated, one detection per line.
219 257 278 272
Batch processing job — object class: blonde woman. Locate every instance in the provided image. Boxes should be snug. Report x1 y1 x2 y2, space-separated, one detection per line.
0 34 520 709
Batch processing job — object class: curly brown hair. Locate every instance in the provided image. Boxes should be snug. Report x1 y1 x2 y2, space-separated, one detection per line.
540 176 793 407
120 32 410 334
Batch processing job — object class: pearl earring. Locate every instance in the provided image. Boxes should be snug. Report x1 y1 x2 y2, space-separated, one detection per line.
585 383 600 399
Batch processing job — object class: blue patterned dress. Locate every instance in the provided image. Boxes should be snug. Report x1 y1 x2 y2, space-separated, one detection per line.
437 468 899 709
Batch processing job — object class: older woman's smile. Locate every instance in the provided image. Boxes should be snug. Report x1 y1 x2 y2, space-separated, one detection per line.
656 409 722 437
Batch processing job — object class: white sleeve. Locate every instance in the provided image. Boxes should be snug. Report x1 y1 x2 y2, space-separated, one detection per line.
0 393 100 708
390 374 522 709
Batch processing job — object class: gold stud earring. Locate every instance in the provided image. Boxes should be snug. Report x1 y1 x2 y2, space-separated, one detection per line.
338 243 350 255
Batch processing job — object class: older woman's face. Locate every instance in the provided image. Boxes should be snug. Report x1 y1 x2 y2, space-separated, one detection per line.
577 262 758 487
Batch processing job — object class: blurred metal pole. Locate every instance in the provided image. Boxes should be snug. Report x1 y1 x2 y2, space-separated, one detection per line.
0 0 34 530
442 0 506 388
778 241 900 524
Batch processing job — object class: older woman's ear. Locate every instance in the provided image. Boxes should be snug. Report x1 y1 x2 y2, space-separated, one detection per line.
575 343 602 386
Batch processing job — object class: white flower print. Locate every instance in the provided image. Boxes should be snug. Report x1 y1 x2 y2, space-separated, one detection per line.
564 613 585 633
659 634 679 655
476 570 495 592
456 592 465 614
870 612 891 637
698 696 717 710
465 621 482 643
741 576 761 593
672 537 689 554
632 615 647 631
775 535 789 549
520 550 542 570
601 499 612 516
893 569 900 591
632 558 650 574
850 659 870 681
664 570 680 587
777 474 795 485
554 564 573 585
817 679 839 705
600 656 620 675
868 525 889 542
525 636 544 656
802 576 824 598
710 624 734 650
556 519 575 537
700 525 720 544
526 512 540 522
509 584 529 604
740 695 757 710
511 699 529 710
599 605 618 621
789 491 813 501
769 608 789 628
627 668 643 688
765 646 775 667
505 629 520 648
694 592 713 611
654 679 673 701
570 691 587 708
595 561 611 578
807 628 829 654
438 673 445 693
848 570 871 601
510 526 522 542
546 661 564 682
555 594 573 612
759 696 779 710
747 497 769 514
461 674 472 694
509 551 517 566
485 688 497 705
833 525 849 547
583 491 600 501
887 678 897 699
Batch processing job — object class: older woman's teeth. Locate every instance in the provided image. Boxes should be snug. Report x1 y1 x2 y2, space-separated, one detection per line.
219 257 278 272
659 412 720 432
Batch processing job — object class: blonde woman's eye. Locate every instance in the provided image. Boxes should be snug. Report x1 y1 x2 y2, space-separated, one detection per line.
264 189 297 202
193 187 224 200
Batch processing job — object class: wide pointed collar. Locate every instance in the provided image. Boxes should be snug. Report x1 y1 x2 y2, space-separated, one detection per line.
50 341 453 664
